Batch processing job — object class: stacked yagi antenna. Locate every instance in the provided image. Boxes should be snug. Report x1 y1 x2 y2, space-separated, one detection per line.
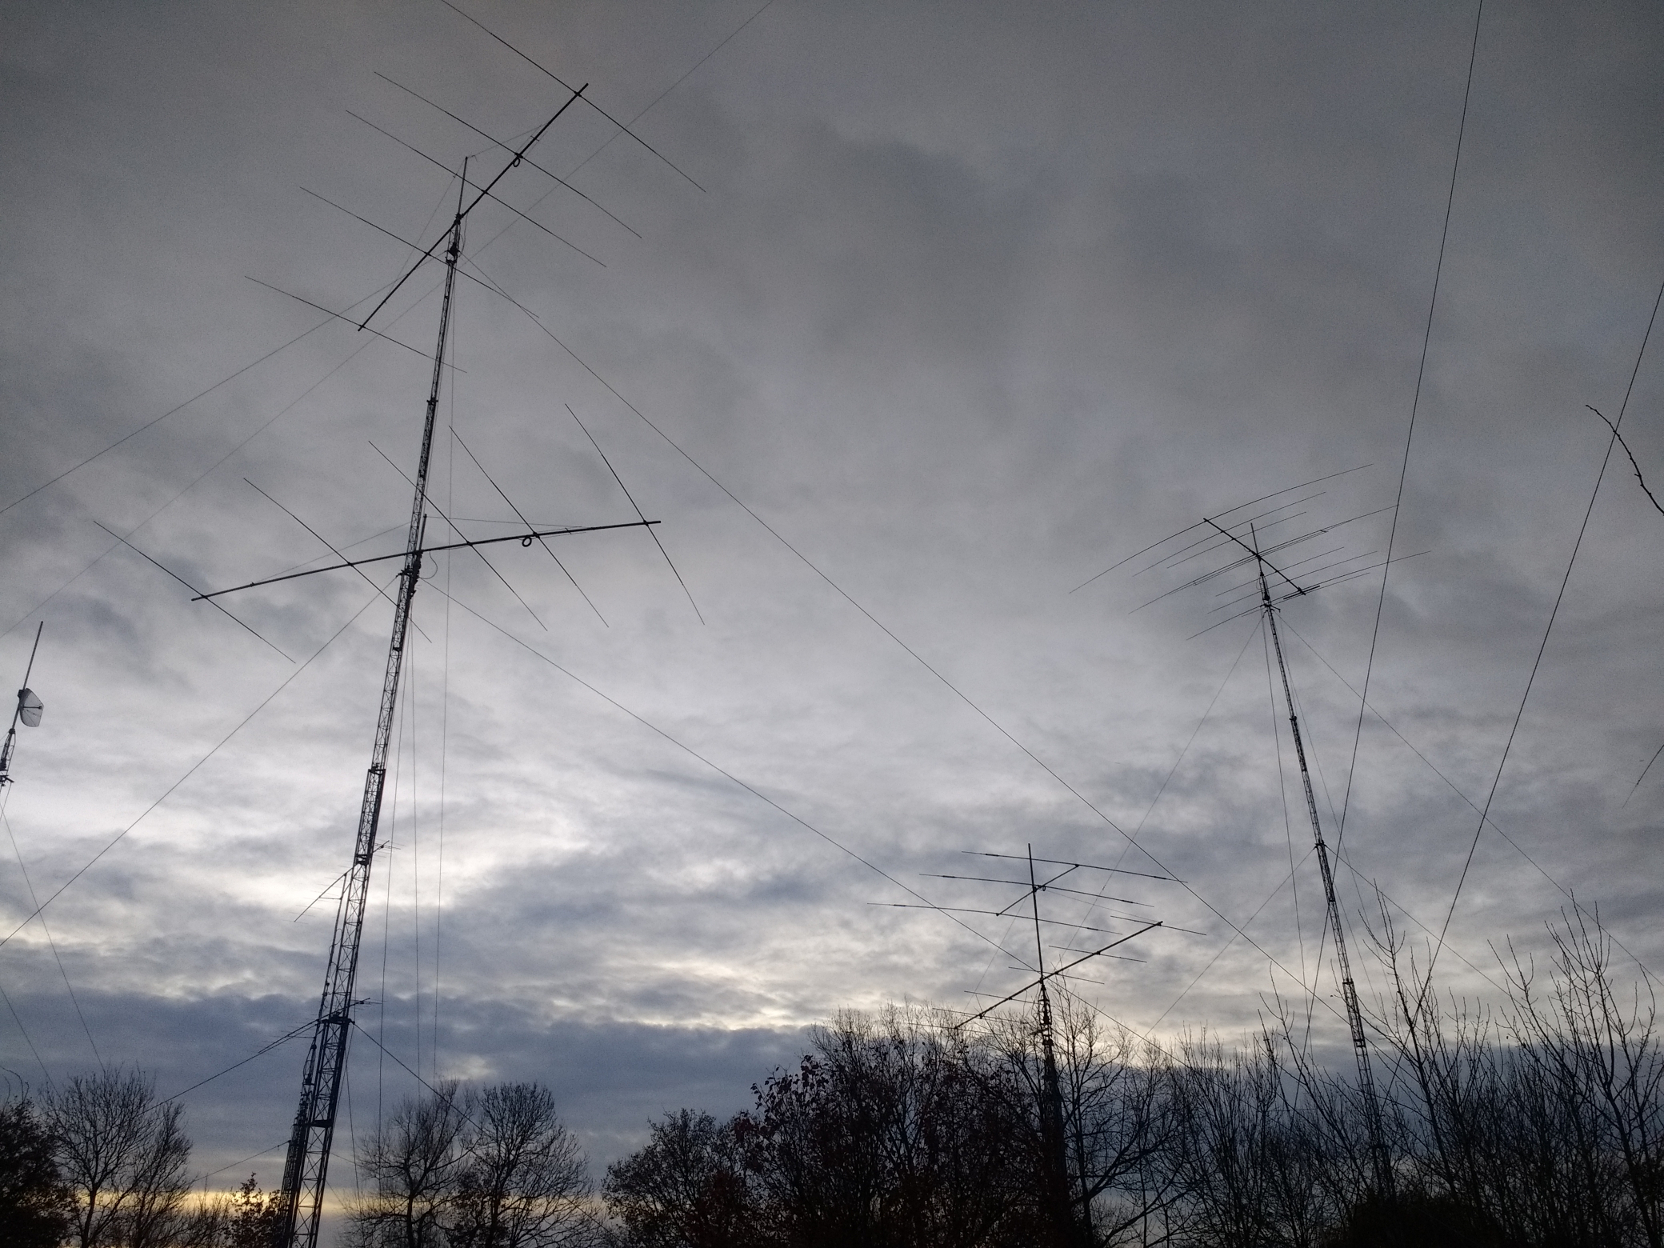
1078 467 1417 1201
172 51 686 1248
876 847 1183 1245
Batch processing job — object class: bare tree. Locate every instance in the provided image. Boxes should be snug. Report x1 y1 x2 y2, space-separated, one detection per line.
349 1080 470 1248
350 1081 596 1248
450 1083 593 1248
738 1007 1035 1248
1504 912 1664 1248
47 1068 191 1248
599 927 1664 1248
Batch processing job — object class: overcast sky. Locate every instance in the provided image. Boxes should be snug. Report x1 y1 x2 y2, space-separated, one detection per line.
1 0 1661 1205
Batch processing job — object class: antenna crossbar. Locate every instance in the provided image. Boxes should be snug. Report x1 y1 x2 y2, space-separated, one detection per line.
193 521 656 600
961 850 1171 880
957 921 1164 1027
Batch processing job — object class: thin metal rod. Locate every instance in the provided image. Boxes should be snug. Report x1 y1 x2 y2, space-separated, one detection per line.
870 903 1144 937
923 873 1150 907
957 921 1165 1026
193 521 655 601
565 405 703 624
962 850 1171 881
245 278 466 366
94 522 294 661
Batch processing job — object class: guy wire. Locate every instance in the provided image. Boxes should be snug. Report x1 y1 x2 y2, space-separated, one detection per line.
0 173 458 545
1 802 103 1071
459 252 1340 1027
0 578 397 949
1335 0 1483 855
436 265 458 1086
410 631 421 1081
1424 270 1664 994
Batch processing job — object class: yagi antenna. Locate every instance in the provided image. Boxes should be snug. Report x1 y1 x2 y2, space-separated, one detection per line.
1069 463 1373 593
356 83 588 331
363 79 639 236
350 99 611 262
923 843 1169 1243
268 102 659 1244
1097 489 1400 1197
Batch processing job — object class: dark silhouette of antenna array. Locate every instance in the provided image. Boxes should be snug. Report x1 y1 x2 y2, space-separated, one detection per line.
1080 470 1409 1200
878 846 1179 1245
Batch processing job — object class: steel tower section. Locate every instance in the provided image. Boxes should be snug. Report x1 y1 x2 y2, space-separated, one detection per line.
273 196 465 1248
1253 545 1393 1198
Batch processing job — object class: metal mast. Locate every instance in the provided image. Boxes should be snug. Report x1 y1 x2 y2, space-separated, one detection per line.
1250 529 1392 1197
1026 846 1080 1247
943 849 1165 1244
273 173 468 1248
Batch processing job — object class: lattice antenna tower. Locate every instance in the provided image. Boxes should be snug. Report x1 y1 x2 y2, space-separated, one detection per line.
185 79 666 1248
1079 469 1408 1199
1233 516 1392 1197
273 157 471 1248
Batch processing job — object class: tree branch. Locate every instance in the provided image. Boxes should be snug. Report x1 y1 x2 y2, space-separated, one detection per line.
1589 405 1664 520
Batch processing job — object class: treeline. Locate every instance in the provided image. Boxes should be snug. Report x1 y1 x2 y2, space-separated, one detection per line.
0 1073 596 1248
602 913 1664 1247
5 912 1660 1247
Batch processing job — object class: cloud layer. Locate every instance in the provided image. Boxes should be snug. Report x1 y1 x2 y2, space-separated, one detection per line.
1 0 1661 1195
